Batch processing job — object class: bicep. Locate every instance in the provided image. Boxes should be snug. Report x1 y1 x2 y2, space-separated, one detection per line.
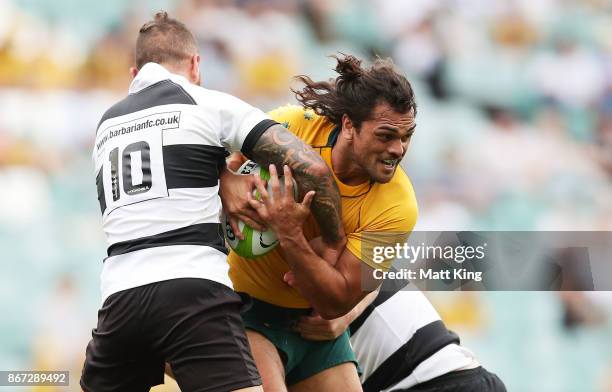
244 124 325 173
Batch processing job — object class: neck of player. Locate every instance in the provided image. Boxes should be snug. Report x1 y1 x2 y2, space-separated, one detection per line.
331 140 370 186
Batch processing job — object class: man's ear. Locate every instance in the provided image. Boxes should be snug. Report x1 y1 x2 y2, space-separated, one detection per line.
129 67 139 79
341 114 355 141
190 54 201 85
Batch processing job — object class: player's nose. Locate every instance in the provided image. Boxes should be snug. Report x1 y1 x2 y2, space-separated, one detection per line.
387 139 404 158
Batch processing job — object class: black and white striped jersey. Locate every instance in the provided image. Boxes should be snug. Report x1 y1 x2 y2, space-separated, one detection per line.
350 279 479 392
93 62 274 303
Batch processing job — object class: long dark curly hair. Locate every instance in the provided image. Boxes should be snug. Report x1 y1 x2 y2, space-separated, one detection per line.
293 54 417 129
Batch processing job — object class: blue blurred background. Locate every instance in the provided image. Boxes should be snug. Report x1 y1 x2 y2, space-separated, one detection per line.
1 0 611 391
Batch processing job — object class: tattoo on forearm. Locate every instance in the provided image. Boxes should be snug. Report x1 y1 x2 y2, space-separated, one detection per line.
247 125 343 243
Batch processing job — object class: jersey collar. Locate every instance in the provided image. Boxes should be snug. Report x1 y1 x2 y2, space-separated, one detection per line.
326 125 340 147
128 62 189 94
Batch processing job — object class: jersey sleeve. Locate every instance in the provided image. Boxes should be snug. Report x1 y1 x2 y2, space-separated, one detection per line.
346 185 418 272
216 92 276 154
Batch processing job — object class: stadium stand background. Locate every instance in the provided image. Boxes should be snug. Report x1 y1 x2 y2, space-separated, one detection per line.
1 0 611 390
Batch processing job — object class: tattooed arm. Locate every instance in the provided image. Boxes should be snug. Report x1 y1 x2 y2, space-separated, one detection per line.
248 165 378 319
244 124 345 246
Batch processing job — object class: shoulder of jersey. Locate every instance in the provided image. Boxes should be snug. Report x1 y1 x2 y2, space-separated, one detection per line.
98 99 127 129
181 84 235 104
98 84 233 131
269 104 333 146
371 167 417 213
391 167 416 199
269 104 315 126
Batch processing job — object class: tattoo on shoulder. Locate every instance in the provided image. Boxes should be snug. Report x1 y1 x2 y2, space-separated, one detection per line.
248 125 343 243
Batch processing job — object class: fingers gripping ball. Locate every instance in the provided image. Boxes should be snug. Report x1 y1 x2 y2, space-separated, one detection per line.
224 160 297 258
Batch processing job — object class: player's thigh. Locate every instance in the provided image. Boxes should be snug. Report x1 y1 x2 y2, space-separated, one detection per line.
247 329 288 392
288 362 362 392
80 288 165 392
164 364 264 392
159 279 261 392
81 337 165 392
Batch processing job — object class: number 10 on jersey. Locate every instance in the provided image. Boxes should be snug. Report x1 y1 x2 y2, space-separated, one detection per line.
107 141 153 200
95 115 172 215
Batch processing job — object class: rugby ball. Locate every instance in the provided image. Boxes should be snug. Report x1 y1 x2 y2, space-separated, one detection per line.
224 160 297 258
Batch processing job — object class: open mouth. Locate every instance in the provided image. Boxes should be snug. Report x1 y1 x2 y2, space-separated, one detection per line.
381 159 398 169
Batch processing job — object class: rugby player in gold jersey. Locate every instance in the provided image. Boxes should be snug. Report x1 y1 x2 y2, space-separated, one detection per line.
221 54 418 392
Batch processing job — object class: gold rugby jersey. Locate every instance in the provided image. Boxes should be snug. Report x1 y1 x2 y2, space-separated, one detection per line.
228 105 418 308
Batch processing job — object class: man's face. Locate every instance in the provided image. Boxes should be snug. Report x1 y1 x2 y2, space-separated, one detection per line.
350 102 416 183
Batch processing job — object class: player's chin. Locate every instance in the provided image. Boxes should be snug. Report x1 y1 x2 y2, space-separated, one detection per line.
370 169 395 184
376 175 394 184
